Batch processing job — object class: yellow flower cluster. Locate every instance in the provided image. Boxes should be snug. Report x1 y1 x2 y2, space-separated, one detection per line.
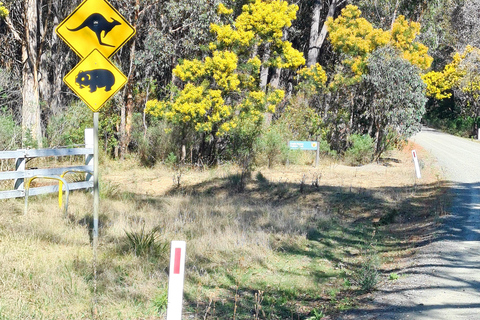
0 2 8 18
266 89 285 112
217 3 233 15
205 51 240 91
145 84 234 134
210 24 255 47
147 0 301 136
173 59 206 81
391 16 432 70
327 5 390 77
236 0 298 41
297 63 328 91
173 51 240 92
273 41 306 68
247 56 262 71
422 46 479 100
327 5 433 78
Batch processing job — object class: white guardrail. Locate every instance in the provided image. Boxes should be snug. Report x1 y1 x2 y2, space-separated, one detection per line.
0 129 94 201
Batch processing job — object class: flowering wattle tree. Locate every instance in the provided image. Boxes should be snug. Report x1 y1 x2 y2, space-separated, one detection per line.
423 46 480 135
146 0 305 164
326 4 432 85
312 4 433 157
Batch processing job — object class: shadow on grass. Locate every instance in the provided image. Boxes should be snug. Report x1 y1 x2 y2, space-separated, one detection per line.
89 168 451 318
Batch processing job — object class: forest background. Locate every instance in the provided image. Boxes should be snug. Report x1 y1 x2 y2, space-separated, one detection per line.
1 0 480 166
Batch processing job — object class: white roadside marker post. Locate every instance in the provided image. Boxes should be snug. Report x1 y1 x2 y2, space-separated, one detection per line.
166 241 186 320
412 150 421 179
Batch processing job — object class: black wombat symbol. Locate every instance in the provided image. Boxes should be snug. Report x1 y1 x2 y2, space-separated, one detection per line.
68 13 121 47
76 69 115 93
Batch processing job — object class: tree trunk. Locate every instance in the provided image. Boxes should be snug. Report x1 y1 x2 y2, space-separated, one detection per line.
119 2 139 159
309 0 339 67
307 0 322 66
391 0 400 30
50 15 64 115
260 43 271 91
22 0 42 147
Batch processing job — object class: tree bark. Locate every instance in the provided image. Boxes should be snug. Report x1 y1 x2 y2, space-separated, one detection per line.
308 0 340 67
307 0 322 66
22 0 42 147
120 3 138 159
260 43 271 91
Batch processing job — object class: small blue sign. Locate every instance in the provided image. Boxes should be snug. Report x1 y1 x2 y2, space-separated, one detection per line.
289 141 318 151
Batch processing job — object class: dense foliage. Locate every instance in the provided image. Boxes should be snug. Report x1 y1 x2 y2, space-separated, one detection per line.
0 0 478 163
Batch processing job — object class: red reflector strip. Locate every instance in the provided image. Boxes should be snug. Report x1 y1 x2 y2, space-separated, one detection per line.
174 248 181 274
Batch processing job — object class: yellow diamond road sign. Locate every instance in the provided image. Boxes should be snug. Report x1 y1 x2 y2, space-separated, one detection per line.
64 49 127 112
56 0 135 58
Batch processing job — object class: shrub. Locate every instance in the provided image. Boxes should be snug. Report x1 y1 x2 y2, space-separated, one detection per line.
318 139 337 158
0 109 21 150
46 102 92 148
344 134 374 166
255 124 290 168
352 250 380 292
124 225 167 257
136 119 174 167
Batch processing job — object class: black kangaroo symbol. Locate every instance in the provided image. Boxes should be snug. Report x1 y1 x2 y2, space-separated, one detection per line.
67 13 121 47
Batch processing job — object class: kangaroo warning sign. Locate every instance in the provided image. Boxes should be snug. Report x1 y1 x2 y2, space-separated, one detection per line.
56 0 135 59
64 49 127 112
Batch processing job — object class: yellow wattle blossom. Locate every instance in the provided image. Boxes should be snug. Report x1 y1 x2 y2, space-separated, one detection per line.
173 59 206 81
217 3 233 15
236 0 298 41
0 2 8 18
327 4 433 83
147 0 303 137
297 63 328 92
422 46 479 100
210 24 242 46
327 5 390 78
274 41 306 68
205 51 240 91
391 16 432 70
247 57 262 70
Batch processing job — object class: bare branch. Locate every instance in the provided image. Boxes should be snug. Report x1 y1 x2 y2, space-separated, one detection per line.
4 16 22 42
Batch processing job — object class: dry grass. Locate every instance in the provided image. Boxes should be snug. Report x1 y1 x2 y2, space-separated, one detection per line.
0 143 449 319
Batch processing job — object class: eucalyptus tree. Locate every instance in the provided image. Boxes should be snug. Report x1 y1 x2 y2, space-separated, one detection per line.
364 46 427 156
0 0 77 147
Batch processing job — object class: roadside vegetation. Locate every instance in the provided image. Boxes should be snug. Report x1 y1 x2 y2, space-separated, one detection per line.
0 146 449 319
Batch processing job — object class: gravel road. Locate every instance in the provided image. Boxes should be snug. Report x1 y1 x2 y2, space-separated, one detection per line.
337 127 480 320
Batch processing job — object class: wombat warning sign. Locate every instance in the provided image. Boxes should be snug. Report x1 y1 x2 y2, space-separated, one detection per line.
64 49 127 112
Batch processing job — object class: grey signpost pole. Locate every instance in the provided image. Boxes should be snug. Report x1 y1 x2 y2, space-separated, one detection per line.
315 141 320 168
93 112 99 313
93 112 99 245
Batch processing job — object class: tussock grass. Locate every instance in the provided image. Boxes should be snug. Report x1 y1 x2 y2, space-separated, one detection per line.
0 146 449 319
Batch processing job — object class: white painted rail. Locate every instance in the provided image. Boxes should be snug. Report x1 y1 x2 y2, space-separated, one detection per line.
0 129 94 200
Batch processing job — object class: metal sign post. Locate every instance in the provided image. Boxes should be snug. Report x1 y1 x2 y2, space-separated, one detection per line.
93 112 99 243
93 112 100 315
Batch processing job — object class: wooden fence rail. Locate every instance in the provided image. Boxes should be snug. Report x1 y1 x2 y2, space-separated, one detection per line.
0 129 94 200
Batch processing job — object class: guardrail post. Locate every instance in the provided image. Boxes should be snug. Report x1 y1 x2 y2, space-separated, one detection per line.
14 149 26 191
85 128 94 184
